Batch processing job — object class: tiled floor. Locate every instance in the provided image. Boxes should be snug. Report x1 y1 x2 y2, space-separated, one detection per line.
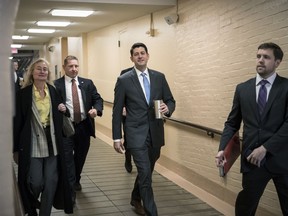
49 138 223 216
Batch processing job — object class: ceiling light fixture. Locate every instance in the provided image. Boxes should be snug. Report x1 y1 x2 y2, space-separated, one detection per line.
11 44 22 48
12 35 29 40
50 9 94 17
28 28 56 33
36 21 71 27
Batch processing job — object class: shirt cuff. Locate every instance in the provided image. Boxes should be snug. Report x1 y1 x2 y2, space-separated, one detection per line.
114 139 121 142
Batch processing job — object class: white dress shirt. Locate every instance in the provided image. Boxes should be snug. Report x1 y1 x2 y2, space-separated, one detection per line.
255 72 276 102
64 75 86 122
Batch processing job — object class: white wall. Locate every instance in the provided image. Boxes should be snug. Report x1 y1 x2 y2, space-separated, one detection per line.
0 0 20 215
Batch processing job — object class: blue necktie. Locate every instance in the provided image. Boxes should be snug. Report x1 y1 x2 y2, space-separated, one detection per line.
258 80 269 115
141 73 150 103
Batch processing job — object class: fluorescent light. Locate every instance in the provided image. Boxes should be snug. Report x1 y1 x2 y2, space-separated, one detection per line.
36 21 71 27
28 28 55 33
50 9 93 17
12 35 29 40
11 44 22 48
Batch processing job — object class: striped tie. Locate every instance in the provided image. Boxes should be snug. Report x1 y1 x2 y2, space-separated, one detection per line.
258 80 269 115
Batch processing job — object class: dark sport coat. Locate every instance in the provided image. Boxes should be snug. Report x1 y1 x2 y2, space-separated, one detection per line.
112 68 176 149
219 74 288 173
13 84 73 214
54 76 103 138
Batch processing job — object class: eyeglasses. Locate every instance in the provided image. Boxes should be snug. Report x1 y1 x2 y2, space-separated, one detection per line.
35 67 48 72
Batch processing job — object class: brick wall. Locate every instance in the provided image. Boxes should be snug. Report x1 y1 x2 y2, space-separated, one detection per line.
165 0 288 214
85 0 288 214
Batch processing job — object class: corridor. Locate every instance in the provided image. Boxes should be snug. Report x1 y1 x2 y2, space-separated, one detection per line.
51 138 223 216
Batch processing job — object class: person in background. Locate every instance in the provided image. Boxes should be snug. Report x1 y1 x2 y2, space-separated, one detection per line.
13 58 73 216
215 42 288 216
54 55 103 204
12 60 21 91
15 59 26 79
120 67 134 173
13 59 19 73
112 42 176 216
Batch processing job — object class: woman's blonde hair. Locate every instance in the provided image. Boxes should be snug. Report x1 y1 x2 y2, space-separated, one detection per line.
22 58 53 88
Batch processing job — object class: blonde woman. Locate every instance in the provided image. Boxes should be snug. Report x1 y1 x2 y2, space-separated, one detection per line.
13 58 73 216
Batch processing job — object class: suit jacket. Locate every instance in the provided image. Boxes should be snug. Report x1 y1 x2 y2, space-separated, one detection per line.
112 68 176 149
54 76 103 138
120 67 133 76
219 74 288 174
13 84 73 214
15 75 21 92
120 67 133 123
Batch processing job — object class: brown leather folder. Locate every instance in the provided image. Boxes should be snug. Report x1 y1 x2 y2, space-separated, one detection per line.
219 131 241 177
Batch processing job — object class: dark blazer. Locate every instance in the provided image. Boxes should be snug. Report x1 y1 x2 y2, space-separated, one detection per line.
219 74 288 173
112 68 176 148
120 67 133 76
13 84 73 214
15 76 21 92
54 76 104 138
120 67 133 123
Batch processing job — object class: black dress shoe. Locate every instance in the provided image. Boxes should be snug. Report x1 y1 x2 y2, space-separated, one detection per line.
74 182 82 191
125 160 132 173
130 200 145 215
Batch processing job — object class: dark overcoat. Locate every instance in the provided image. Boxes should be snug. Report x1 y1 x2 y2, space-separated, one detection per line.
13 84 73 214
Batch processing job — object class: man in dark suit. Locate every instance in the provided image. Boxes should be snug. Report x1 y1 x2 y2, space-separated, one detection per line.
215 42 288 215
120 67 133 173
12 60 21 92
112 43 176 216
54 55 103 203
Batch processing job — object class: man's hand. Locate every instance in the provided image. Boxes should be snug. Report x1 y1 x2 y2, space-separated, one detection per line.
247 145 267 167
113 141 125 154
58 103 67 113
88 108 97 118
160 102 169 115
122 107 126 116
215 150 226 167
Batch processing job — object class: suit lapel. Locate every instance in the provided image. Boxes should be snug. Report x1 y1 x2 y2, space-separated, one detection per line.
148 69 156 105
31 93 44 127
246 78 261 122
78 77 86 106
59 77 67 100
130 69 149 105
262 75 282 117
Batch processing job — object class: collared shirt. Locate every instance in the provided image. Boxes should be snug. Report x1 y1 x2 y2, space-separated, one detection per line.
64 75 86 122
33 84 50 127
135 67 150 99
14 72 18 83
256 72 276 102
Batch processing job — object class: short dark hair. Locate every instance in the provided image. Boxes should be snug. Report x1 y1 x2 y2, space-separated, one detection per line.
63 55 78 66
258 42 283 61
130 42 148 56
